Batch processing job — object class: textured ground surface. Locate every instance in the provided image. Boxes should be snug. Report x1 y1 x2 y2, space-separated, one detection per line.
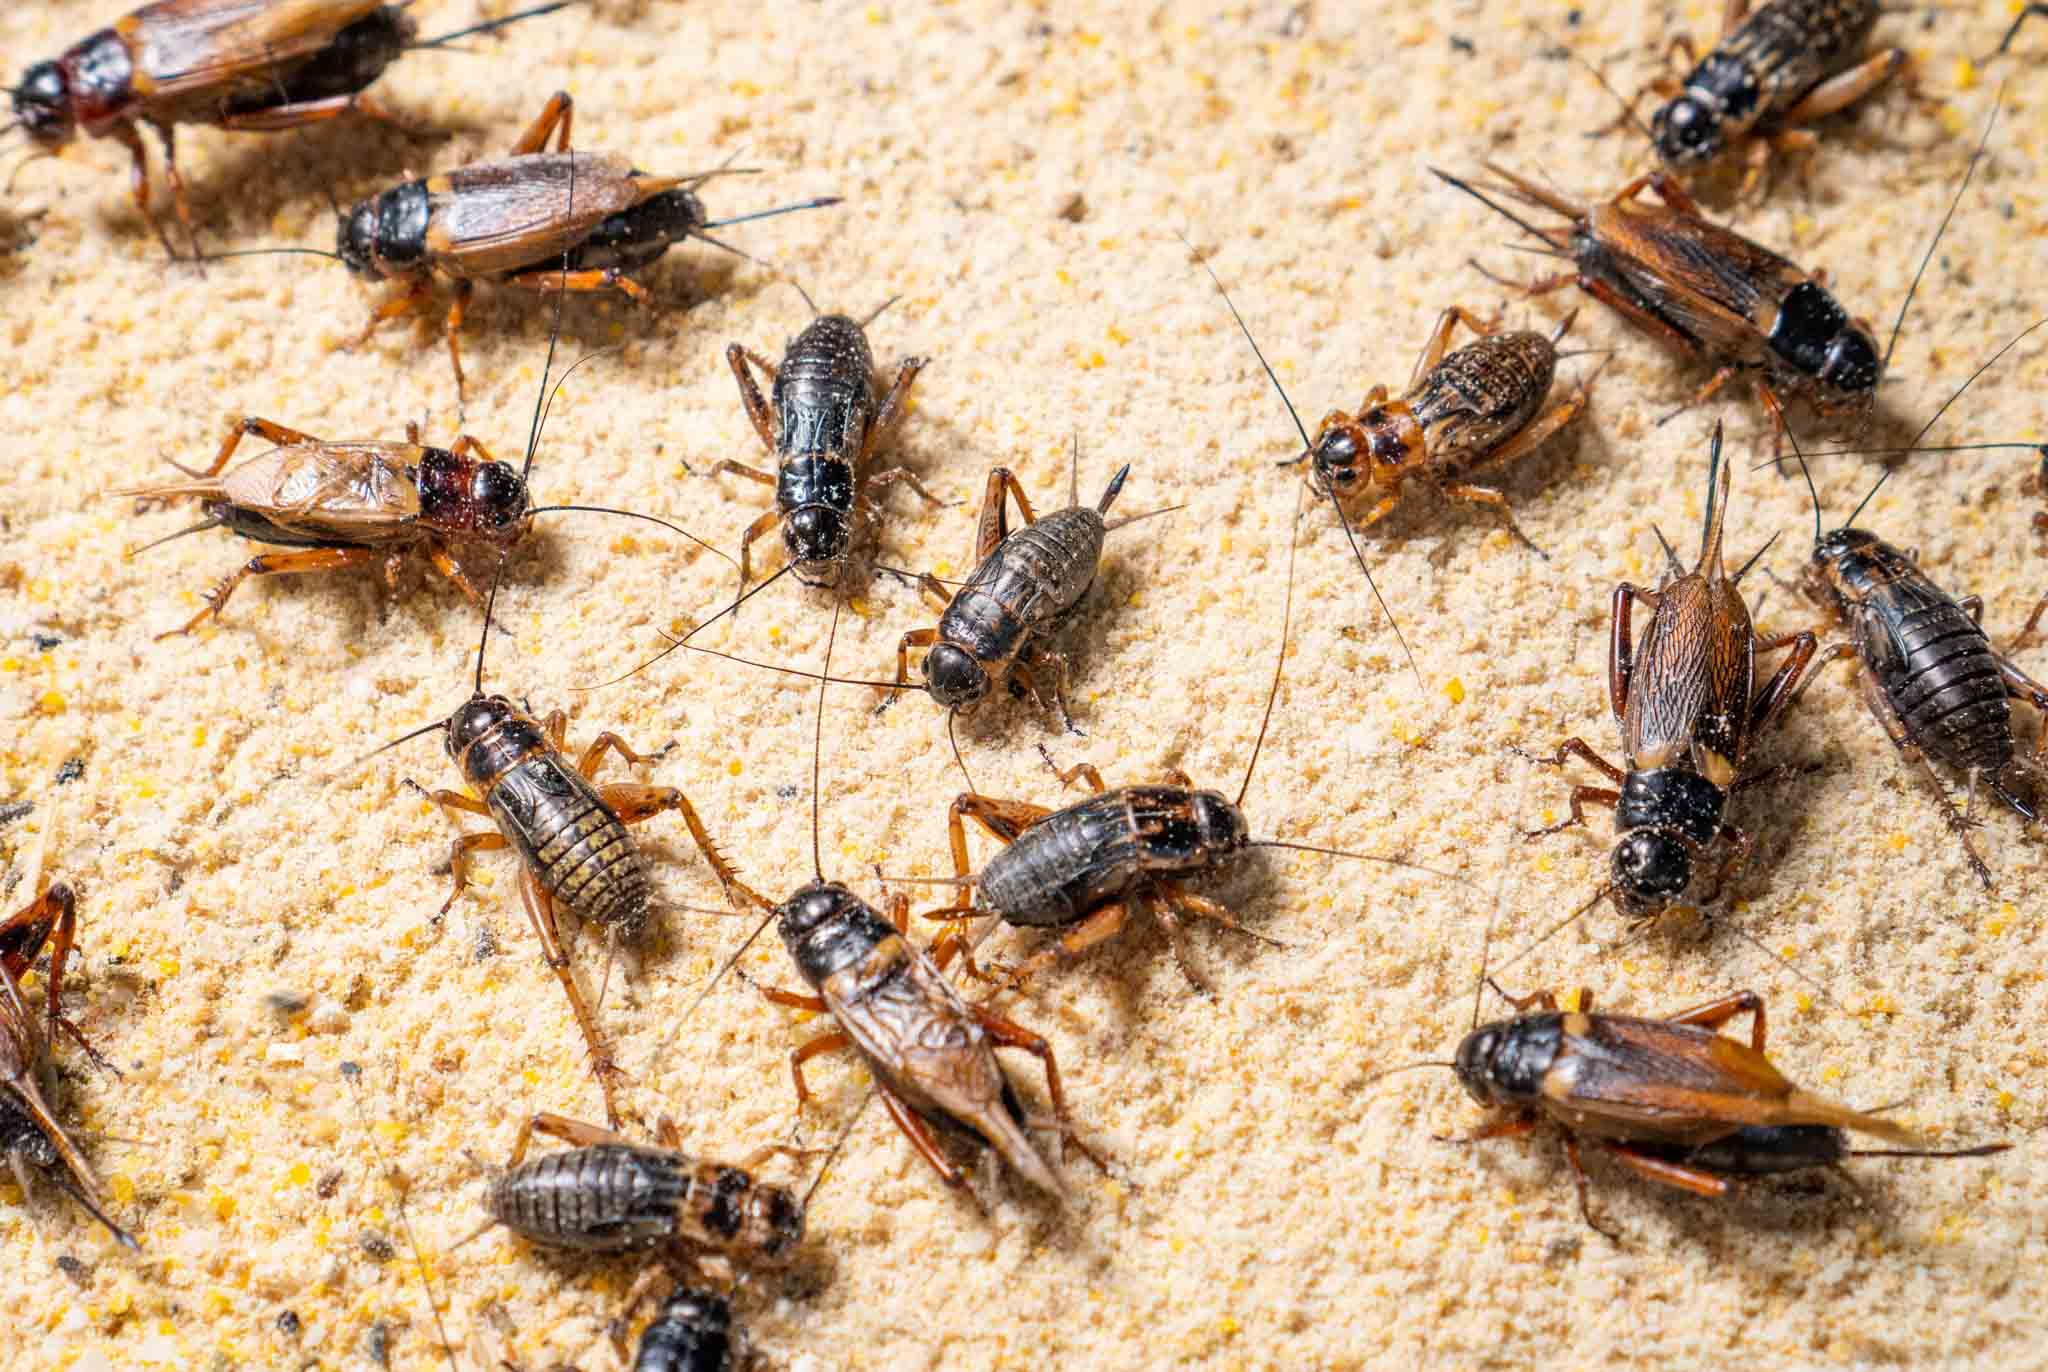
2 2 2045 1369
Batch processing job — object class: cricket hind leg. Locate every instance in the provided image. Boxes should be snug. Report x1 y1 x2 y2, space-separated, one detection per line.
972 1005 1109 1175
517 866 629 1129
155 545 380 639
1854 667 1994 889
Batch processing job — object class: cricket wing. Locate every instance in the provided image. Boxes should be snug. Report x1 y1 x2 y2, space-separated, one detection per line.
827 964 1066 1198
213 442 423 539
1620 581 1717 770
424 153 649 278
125 0 381 102
1597 205 1806 358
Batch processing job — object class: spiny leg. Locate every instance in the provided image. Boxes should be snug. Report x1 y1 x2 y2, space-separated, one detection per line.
156 545 379 639
110 120 179 262
1460 378 1589 483
876 1085 969 1190
1408 305 1499 392
426 543 487 604
212 91 409 134
1000 901 1132 990
1602 1140 1730 1198
167 415 323 481
440 279 474 403
948 794 1053 868
147 122 203 264
1436 1113 1538 1146
1522 786 1622 840
0 885 101 1067
600 781 755 906
864 465 946 509
1562 1134 1622 1243
507 1110 627 1167
1438 481 1546 559
1747 630 1821 734
859 357 929 466
1036 744 1105 794
1856 665 1992 889
344 276 433 353
499 267 649 301
1515 736 1627 783
971 1005 1108 1173
517 865 627 1129
786 1029 851 1107
724 344 781 452
973 467 1038 561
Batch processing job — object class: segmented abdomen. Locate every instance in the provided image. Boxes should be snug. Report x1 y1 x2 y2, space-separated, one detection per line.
979 792 1140 928
942 510 1107 662
487 759 650 934
1409 332 1554 473
487 1143 686 1251
1876 600 2013 775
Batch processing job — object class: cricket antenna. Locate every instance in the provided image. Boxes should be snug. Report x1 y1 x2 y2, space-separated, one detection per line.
1847 1142 2011 1161
1492 882 1613 977
691 197 844 268
1427 166 1569 253
341 1061 457 1372
799 1087 877 1212
860 293 903 329
1237 484 1302 809
200 246 348 265
410 1 578 51
1881 89 2000 377
525 504 735 568
1537 24 1656 146
1180 232 1424 695
813 603 841 880
584 562 800 691
1839 315 2048 535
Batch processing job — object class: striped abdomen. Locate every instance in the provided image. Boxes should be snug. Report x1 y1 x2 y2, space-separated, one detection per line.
1864 592 2013 776
1409 331 1555 474
940 509 1108 665
488 1143 687 1252
488 1144 803 1260
486 758 651 936
1701 0 1879 128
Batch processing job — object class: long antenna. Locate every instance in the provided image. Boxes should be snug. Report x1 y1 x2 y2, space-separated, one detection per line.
582 562 797 691
1880 90 2001 375
813 604 840 880
798 1086 877 1212
1238 485 1302 808
1427 167 1568 251
698 196 844 233
1180 234 1424 694
1839 316 2048 534
410 1 578 51
341 1061 456 1372
525 504 735 567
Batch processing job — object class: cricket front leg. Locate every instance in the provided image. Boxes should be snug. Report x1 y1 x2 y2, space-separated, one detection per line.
879 628 941 713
